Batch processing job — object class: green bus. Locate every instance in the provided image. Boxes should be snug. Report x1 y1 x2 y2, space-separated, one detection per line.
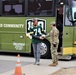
0 0 76 59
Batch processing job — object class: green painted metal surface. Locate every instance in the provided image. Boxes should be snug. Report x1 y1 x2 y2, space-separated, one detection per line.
63 26 73 47
0 17 55 53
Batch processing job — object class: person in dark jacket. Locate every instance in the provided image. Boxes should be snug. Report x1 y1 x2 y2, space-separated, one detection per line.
28 18 44 65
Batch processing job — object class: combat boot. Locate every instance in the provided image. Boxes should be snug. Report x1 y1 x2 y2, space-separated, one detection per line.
54 55 58 65
56 57 58 65
49 62 57 66
55 61 58 65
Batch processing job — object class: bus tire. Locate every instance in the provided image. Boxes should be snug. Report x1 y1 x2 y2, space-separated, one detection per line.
31 39 51 59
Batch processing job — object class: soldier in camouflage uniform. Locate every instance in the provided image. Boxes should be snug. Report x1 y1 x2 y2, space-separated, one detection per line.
42 22 59 66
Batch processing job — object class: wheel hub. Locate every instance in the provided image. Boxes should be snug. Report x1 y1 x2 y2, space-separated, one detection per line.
40 43 47 55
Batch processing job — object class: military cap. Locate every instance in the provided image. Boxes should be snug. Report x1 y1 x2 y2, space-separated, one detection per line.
50 21 56 26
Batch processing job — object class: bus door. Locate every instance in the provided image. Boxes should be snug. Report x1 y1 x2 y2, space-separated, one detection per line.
63 5 74 55
56 6 63 53
73 25 76 54
72 6 76 54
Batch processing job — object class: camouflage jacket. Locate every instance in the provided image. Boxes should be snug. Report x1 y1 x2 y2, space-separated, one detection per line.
45 27 59 44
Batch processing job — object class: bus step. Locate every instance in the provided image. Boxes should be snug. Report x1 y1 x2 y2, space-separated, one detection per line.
58 55 72 60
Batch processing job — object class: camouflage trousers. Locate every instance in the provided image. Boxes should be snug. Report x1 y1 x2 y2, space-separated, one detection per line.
51 43 58 63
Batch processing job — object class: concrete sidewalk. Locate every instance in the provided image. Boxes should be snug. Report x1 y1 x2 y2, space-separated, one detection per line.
0 55 76 75
0 64 61 75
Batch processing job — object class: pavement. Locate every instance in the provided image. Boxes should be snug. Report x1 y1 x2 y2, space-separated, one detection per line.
0 55 76 75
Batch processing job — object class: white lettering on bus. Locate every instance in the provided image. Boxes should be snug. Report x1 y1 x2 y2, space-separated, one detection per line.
0 24 3 27
13 42 25 50
0 24 24 28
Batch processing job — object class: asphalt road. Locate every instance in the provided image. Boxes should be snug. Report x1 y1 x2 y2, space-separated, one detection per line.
0 54 32 74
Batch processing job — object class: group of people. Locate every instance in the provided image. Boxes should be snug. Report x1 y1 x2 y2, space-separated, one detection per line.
27 18 59 66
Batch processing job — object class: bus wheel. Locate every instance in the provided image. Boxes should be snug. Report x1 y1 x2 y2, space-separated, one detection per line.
40 39 51 58
31 39 51 59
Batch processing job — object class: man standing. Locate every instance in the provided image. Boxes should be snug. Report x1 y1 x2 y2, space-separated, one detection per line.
42 22 59 66
28 18 43 65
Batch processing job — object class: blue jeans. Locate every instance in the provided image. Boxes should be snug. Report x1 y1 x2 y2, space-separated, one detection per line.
32 43 41 62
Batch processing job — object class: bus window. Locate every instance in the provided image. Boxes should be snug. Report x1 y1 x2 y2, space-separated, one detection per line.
72 1 76 21
65 6 72 26
2 0 25 16
28 0 54 16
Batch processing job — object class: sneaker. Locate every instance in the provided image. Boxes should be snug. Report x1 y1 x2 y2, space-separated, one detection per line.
36 62 40 65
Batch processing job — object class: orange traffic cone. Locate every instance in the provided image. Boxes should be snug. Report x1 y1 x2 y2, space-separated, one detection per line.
14 54 23 75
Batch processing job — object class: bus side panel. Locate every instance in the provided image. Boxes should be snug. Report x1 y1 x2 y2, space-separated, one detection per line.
63 26 73 55
0 17 56 53
0 33 25 52
0 17 31 53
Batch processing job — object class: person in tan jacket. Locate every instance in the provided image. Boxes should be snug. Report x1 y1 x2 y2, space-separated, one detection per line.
42 22 59 66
